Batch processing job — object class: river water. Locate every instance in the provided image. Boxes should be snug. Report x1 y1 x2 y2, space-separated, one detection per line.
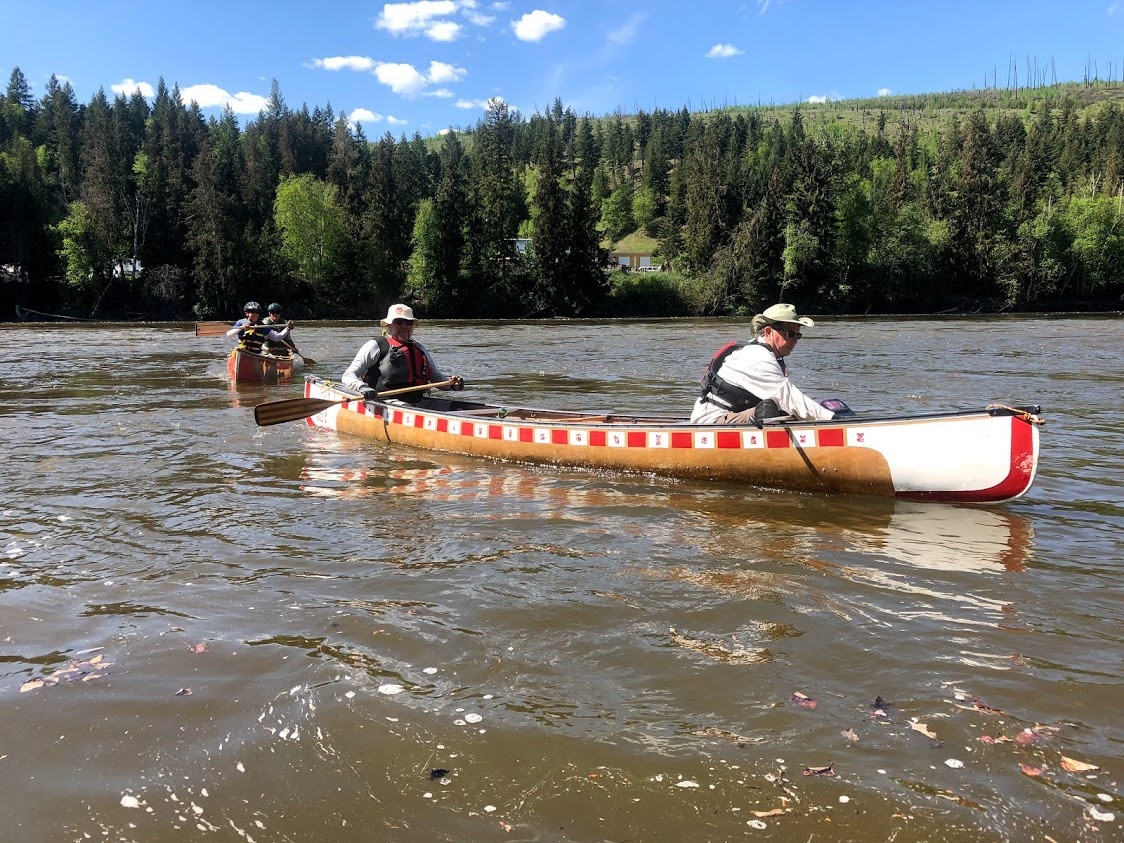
1 315 1120 842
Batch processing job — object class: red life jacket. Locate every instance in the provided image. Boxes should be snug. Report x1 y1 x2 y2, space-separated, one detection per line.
364 335 430 392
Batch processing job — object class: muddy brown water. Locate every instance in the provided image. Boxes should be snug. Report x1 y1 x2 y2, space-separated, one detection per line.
1 315 1120 842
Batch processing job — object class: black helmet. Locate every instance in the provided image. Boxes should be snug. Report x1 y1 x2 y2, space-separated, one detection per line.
267 303 282 313
244 301 261 312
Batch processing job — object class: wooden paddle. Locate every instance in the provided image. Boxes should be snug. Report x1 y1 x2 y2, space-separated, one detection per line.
282 338 317 366
254 379 456 427
195 321 233 337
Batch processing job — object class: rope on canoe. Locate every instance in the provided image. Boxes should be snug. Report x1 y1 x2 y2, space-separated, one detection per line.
986 403 1046 425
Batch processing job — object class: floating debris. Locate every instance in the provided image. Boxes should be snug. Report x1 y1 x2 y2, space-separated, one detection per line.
802 765 835 777
1060 756 1099 773
910 720 939 740
791 691 817 709
750 807 787 818
188 643 207 654
429 769 450 780
19 654 112 693
174 688 192 696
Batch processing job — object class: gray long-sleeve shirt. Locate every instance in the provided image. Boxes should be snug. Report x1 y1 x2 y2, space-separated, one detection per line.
341 338 450 393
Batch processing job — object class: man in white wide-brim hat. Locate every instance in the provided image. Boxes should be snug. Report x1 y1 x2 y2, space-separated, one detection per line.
692 303 836 424
342 304 464 402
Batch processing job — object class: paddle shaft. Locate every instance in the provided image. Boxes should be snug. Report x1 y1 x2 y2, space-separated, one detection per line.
254 379 456 427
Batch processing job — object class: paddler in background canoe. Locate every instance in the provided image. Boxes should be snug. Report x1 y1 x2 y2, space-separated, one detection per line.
226 301 293 356
260 303 293 358
692 302 837 425
342 303 464 405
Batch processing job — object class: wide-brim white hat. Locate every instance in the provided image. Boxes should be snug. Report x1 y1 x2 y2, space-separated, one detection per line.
380 303 417 325
752 302 815 334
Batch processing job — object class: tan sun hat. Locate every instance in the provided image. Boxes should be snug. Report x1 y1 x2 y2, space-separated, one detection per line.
752 302 815 334
380 303 417 325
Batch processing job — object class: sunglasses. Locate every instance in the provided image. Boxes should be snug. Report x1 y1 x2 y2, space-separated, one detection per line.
770 326 802 340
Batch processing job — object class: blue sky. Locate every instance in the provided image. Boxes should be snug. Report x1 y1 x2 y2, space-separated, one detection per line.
5 0 1124 136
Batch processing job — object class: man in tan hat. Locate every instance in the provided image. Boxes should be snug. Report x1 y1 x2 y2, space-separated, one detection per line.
692 303 836 424
342 304 464 402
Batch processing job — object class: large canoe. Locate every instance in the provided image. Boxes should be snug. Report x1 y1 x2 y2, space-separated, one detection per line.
228 348 296 384
296 376 1044 503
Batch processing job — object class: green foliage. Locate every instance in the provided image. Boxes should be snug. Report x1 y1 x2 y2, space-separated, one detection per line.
273 172 346 292
600 182 635 241
4 67 1124 318
55 201 95 289
633 186 659 234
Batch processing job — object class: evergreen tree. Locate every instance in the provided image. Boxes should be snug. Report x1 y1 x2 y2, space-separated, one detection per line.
527 117 569 315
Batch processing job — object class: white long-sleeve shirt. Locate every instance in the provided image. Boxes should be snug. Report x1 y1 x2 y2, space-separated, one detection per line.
341 338 450 393
691 342 834 423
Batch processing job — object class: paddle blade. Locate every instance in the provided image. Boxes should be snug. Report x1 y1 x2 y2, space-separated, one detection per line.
254 396 344 427
195 321 232 337
298 355 318 366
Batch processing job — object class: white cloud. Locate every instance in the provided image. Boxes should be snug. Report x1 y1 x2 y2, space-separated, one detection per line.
807 94 828 104
347 108 383 124
705 43 742 59
428 60 467 84
607 13 645 45
464 9 494 25
427 20 462 40
377 1 457 36
367 60 467 98
310 56 377 72
757 0 773 12
428 88 455 98
512 10 565 41
1108 3 1119 13
455 95 506 110
309 53 466 99
180 84 269 114
375 63 430 96
438 127 453 135
387 115 408 125
111 78 154 98
375 0 491 39
877 87 892 97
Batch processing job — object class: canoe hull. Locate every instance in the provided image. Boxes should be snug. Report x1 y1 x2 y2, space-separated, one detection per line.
299 378 1041 503
228 349 295 384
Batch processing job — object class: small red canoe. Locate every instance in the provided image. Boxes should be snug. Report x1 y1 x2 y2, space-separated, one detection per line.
227 348 295 384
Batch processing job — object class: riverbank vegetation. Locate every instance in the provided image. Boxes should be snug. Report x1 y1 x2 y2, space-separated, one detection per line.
2 66 1123 320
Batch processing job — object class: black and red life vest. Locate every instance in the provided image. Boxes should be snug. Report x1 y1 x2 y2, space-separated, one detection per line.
698 340 786 413
363 335 430 393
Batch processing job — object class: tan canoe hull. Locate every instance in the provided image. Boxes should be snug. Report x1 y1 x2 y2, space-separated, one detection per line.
298 378 1041 503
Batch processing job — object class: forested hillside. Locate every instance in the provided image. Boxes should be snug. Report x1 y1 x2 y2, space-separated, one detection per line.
2 66 1123 320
